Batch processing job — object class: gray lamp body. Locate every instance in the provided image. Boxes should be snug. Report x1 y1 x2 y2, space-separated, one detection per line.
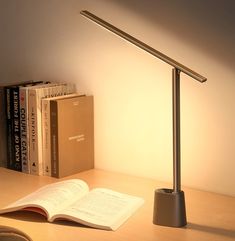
153 189 187 227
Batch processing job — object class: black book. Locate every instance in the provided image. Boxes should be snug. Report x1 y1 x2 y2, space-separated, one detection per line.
0 85 8 168
5 85 15 170
11 86 21 171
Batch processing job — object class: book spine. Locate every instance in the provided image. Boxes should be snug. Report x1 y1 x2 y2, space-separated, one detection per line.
50 101 59 177
42 99 51 176
28 89 39 175
20 88 30 173
5 87 14 169
12 87 22 171
0 87 7 167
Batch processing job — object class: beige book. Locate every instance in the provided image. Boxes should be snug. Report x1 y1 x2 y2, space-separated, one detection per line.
41 93 85 176
0 179 144 231
50 95 94 178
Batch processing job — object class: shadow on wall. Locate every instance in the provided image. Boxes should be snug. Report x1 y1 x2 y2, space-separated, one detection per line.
111 0 235 71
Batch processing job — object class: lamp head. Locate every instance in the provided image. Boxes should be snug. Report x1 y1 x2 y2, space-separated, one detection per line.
80 10 207 83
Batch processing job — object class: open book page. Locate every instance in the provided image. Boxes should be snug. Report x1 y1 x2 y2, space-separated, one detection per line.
0 179 89 219
51 188 144 231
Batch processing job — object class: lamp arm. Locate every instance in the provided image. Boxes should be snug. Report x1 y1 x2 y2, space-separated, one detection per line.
80 10 207 83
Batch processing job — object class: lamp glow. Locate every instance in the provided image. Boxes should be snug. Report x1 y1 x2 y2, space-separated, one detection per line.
80 10 207 227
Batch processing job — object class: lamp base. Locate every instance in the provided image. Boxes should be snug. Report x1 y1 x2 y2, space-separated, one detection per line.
153 188 187 227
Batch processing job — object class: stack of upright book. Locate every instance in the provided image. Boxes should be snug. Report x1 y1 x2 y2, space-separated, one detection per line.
0 80 94 178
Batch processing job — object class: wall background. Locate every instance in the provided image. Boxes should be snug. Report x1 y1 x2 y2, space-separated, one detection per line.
0 0 235 196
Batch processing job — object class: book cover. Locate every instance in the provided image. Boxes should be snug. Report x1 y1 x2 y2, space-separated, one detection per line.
41 93 85 176
50 95 94 178
28 83 76 175
0 179 144 231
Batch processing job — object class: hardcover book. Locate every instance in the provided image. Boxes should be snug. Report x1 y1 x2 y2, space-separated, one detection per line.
0 179 144 231
50 95 94 178
41 93 85 176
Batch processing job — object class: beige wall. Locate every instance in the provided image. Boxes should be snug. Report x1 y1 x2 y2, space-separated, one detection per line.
1 0 235 196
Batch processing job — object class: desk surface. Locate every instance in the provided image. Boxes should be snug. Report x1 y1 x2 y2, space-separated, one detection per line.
0 167 234 241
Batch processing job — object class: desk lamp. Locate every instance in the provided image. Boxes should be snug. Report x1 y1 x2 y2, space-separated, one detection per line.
80 10 207 227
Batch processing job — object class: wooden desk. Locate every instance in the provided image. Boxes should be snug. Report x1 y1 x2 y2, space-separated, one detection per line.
0 167 234 241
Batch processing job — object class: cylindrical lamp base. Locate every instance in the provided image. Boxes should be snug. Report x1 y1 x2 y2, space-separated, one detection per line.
153 188 187 227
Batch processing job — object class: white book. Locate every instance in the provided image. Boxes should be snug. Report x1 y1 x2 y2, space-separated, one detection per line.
41 93 84 176
0 179 144 231
28 83 76 175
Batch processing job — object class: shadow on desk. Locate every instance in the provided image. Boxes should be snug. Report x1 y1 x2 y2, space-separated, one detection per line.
1 211 46 223
1 211 97 229
187 223 235 239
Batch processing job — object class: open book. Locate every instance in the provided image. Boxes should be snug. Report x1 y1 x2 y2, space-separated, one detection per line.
0 179 144 231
